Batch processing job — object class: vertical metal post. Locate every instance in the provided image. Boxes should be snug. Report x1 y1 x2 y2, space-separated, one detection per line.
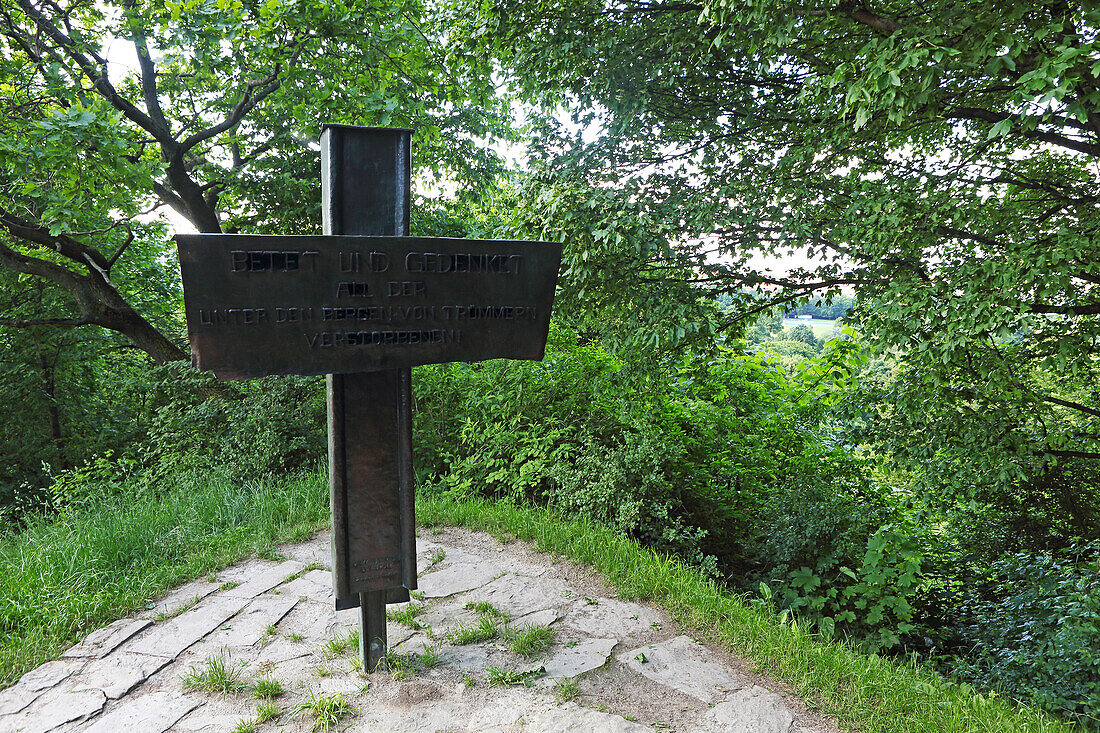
321 125 416 673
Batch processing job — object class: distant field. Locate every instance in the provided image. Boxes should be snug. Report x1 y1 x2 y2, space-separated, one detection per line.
782 318 842 338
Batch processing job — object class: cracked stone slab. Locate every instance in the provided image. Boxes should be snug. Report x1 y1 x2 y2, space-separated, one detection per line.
70 652 172 700
220 559 305 599
124 595 250 658
63 618 152 660
351 699 466 732
141 579 221 620
0 659 85 717
693 686 796 733
461 572 576 618
418 603 479 638
526 703 655 732
278 569 331 601
564 597 661 639
541 637 617 679
618 636 747 704
6 688 106 733
418 561 501 598
203 594 299 649
512 608 563 630
251 636 312 666
79 690 200 733
437 643 490 671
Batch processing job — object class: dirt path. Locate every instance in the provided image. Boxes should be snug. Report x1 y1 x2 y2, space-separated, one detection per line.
0 527 841 732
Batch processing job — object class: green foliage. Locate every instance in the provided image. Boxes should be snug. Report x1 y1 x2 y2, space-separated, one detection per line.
774 526 923 651
414 323 878 593
143 368 325 484
471 0 1100 504
947 545 1100 728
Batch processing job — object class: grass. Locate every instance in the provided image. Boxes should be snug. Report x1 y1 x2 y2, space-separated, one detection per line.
0 467 328 687
324 629 359 657
446 615 499 645
383 651 415 680
231 718 256 733
416 641 442 668
386 602 425 628
554 677 581 703
253 676 284 699
485 664 544 687
182 651 247 694
507 625 556 658
464 600 509 621
255 700 280 724
298 690 355 732
417 495 1080 733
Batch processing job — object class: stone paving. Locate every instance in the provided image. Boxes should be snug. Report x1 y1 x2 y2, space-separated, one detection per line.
0 528 839 733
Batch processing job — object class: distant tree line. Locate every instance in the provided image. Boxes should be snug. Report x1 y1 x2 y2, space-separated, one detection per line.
784 294 855 320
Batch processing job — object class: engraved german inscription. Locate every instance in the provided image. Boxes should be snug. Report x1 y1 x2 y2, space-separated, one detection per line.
176 234 561 379
231 250 319 272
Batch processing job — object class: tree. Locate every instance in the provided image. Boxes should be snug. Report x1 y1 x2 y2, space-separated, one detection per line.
465 0 1100 485
0 0 513 362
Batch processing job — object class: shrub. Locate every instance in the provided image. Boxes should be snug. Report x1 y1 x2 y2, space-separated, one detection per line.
946 544 1100 727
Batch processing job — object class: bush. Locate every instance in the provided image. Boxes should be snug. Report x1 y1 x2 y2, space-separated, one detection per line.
143 368 325 484
945 545 1100 727
413 325 880 590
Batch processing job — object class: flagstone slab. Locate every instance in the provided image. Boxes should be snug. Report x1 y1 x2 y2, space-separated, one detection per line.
462 572 575 617
618 636 747 704
141 579 221 620
0 659 85 718
63 618 152 660
278 569 332 601
203 594 300 649
564 597 661 639
511 608 562 630
526 704 655 732
5 688 106 733
281 533 330 566
70 652 172 700
80 690 199 733
125 595 250 659
418 562 501 598
541 637 617 679
693 686 795 733
221 559 305 599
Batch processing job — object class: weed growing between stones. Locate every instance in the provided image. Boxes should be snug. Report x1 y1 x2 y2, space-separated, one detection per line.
182 651 247 694
507 625 556 658
253 676 284 699
417 641 443 668
230 717 255 733
255 700 280 724
447 615 498 645
384 651 415 681
485 665 544 687
386 602 425 628
554 677 580 703
298 690 355 732
324 629 358 657
420 548 446 574
464 600 509 621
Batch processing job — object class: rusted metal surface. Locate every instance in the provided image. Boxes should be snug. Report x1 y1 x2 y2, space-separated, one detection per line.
174 234 562 380
328 370 413 597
